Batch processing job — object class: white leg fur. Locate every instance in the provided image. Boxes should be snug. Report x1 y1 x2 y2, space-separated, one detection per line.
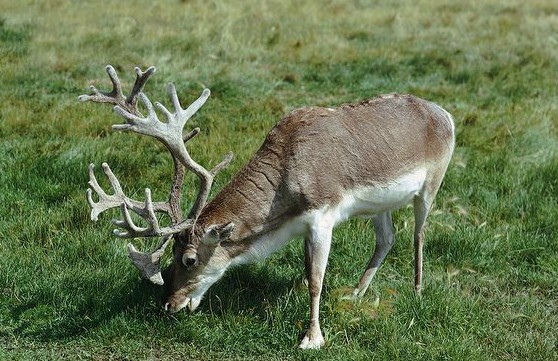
299 214 334 349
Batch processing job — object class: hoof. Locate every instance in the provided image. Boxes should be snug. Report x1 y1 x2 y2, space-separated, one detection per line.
299 332 325 350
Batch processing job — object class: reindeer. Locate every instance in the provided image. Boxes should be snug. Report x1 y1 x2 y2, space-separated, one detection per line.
80 65 455 349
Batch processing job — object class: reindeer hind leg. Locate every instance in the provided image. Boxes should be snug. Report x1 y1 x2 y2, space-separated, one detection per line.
413 169 447 295
352 211 395 298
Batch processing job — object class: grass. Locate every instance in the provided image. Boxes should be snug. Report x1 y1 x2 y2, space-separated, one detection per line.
1 0 557 359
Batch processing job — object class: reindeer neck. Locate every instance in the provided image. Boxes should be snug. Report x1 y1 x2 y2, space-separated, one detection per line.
197 137 303 242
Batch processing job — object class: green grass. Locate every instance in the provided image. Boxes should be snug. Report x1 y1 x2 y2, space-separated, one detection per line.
1 0 557 359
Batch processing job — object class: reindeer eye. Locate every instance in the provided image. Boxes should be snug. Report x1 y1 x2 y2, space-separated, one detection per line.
182 253 199 269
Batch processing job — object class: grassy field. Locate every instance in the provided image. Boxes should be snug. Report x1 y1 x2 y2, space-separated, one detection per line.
1 0 557 359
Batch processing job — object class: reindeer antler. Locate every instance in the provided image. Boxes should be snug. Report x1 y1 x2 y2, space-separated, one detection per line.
86 163 194 238
80 65 232 285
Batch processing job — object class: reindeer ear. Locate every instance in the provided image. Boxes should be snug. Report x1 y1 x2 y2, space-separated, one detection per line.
202 222 235 245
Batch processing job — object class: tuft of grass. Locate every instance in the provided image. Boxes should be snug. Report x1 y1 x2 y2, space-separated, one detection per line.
1 0 558 360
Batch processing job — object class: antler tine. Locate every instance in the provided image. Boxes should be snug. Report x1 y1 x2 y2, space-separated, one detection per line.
183 127 200 143
210 152 234 177
127 66 156 111
105 65 125 102
127 236 172 285
167 83 211 125
78 65 156 115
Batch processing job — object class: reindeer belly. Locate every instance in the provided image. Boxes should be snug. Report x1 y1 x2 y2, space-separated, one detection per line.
337 167 427 220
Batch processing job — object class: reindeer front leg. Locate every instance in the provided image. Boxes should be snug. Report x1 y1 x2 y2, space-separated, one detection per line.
299 219 333 349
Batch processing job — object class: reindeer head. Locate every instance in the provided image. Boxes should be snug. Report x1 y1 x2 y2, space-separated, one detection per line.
162 222 235 312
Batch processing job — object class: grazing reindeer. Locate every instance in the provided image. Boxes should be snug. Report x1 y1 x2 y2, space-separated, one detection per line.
80 65 455 349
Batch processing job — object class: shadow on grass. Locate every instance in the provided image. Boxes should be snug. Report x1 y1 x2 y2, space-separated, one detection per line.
7 277 159 342
199 264 296 316
6 263 294 343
